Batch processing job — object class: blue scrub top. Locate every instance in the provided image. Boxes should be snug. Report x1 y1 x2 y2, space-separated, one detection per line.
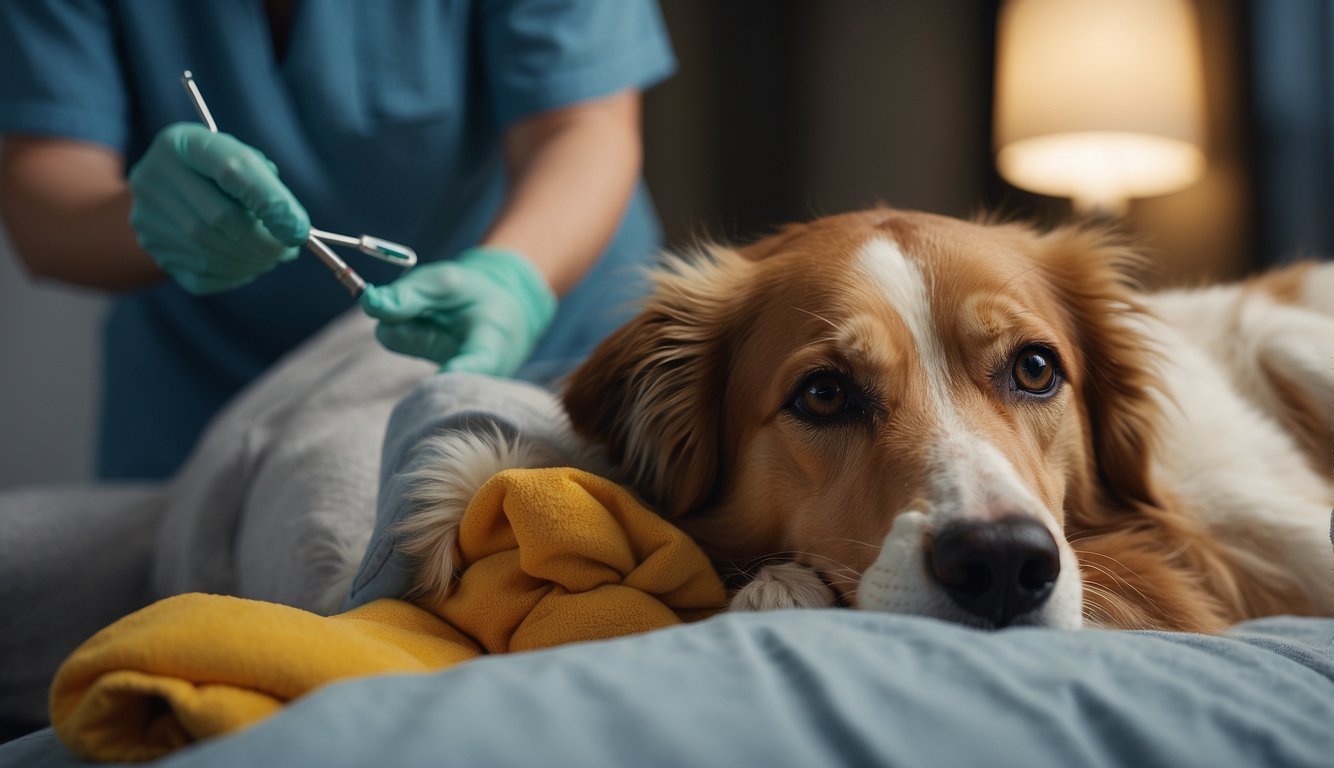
0 0 674 480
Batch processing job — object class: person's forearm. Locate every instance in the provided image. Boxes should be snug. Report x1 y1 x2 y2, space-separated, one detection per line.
0 136 163 291
482 90 643 296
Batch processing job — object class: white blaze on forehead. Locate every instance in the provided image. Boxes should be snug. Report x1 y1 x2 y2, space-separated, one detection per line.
851 239 1081 627
854 237 1059 529
855 237 952 411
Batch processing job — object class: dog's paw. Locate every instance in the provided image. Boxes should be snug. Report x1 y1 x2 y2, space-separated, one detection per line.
729 562 837 611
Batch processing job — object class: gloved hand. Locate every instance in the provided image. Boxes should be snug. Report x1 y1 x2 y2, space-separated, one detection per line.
360 247 557 376
128 122 310 295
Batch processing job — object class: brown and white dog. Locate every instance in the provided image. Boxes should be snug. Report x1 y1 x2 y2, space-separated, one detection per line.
560 208 1334 632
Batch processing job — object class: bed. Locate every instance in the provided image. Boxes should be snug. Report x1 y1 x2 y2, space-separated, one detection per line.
2 311 1332 767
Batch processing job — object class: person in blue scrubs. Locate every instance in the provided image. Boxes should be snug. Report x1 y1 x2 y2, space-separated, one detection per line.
0 1 674 480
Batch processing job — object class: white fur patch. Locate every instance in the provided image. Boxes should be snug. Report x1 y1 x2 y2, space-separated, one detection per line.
858 512 962 619
857 238 952 408
927 433 1057 528
1133 308 1334 613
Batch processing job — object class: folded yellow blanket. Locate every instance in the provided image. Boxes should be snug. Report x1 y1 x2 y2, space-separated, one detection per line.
51 468 727 762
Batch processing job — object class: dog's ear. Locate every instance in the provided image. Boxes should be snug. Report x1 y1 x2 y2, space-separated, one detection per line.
1036 225 1164 516
562 247 756 517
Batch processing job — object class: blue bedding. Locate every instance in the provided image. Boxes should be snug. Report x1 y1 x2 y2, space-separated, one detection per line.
6 611 1333 768
5 371 1332 766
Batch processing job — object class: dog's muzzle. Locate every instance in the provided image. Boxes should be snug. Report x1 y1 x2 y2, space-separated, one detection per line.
926 516 1061 627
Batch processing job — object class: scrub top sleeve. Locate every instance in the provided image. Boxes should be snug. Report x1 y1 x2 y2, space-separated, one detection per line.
479 0 676 128
0 0 130 151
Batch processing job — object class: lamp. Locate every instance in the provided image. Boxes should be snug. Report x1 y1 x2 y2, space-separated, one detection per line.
993 0 1207 215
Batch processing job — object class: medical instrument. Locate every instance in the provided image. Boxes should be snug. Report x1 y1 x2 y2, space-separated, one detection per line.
179 71 418 296
307 228 418 268
181 70 218 132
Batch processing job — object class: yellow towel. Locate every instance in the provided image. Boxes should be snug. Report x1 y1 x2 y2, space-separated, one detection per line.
50 468 727 762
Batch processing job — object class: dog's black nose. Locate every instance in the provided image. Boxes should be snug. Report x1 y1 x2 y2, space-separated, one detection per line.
927 517 1060 627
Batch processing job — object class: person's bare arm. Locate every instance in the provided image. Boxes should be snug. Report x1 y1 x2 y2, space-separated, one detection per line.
0 136 163 291
481 89 643 296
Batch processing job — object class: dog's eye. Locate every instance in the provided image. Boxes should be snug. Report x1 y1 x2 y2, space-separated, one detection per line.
794 373 851 419
1011 346 1058 394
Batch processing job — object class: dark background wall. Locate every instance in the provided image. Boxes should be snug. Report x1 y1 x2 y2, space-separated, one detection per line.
642 0 1330 287
1249 0 1334 267
645 1 995 248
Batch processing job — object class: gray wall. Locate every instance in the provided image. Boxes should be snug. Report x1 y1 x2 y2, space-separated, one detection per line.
0 215 105 489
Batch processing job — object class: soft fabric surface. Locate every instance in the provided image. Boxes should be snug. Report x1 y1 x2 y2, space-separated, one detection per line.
50 598 468 762
346 363 605 609
49 468 726 762
0 314 611 740
152 310 433 610
6 310 1333 766
0 310 431 738
7 612 1333 768
0 486 166 741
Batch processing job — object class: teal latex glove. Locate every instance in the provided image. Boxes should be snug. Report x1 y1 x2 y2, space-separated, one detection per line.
128 122 310 295
360 247 557 376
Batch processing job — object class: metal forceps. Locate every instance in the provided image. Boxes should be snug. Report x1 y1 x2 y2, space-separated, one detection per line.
180 71 417 296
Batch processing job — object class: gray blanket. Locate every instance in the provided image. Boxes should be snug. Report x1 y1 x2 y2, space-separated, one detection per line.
0 311 433 736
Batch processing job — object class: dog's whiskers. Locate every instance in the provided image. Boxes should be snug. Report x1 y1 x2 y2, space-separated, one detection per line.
1079 589 1122 627
745 549 863 578
1076 549 1147 584
792 306 840 330
835 537 882 551
1077 558 1139 593
1075 552 1167 617
1080 582 1148 629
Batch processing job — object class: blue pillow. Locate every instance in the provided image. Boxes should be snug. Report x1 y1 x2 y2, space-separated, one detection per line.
7 611 1331 767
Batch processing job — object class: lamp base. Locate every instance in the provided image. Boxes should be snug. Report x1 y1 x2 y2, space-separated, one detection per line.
1070 193 1129 218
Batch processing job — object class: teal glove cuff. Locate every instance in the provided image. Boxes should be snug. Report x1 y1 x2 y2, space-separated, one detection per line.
360 246 557 377
455 247 558 342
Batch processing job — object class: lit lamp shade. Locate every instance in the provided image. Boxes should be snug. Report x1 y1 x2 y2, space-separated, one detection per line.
994 0 1207 213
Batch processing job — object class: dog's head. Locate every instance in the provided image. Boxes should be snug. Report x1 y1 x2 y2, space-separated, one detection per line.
564 209 1161 629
